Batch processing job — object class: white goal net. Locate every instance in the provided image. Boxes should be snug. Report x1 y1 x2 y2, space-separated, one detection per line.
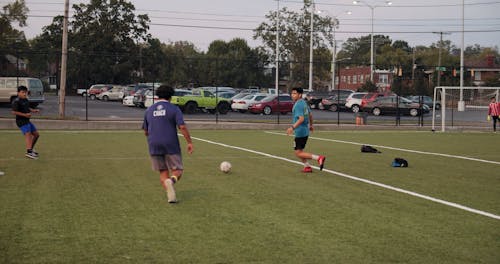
432 86 500 132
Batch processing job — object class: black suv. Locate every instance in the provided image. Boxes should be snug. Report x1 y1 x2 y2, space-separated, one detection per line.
305 91 332 109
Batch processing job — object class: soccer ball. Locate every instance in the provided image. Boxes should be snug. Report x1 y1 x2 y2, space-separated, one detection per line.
220 161 232 173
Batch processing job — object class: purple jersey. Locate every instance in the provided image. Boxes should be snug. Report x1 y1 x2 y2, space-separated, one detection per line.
143 101 185 155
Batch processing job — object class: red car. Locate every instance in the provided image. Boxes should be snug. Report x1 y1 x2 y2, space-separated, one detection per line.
248 94 294 115
88 84 113 100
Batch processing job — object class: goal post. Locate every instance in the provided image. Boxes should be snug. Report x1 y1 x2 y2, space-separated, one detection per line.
432 86 500 132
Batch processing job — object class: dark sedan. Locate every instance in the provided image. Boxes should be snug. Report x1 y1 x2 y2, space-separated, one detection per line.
408 95 441 110
320 90 354 111
363 96 429 117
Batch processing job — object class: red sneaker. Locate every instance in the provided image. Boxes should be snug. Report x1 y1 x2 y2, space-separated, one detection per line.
301 166 313 173
318 156 326 171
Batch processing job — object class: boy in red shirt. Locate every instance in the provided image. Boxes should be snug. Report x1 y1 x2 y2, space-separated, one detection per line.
487 96 500 132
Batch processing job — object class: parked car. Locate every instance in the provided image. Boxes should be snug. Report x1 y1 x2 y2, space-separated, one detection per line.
216 91 237 100
361 92 395 107
248 94 294 115
127 83 157 95
97 86 128 101
122 95 135 107
0 77 44 107
144 88 192 108
231 93 268 113
88 84 113 100
319 89 354 111
363 96 429 116
133 87 152 108
201 86 235 94
305 91 331 109
345 92 368 113
407 95 441 110
230 92 251 104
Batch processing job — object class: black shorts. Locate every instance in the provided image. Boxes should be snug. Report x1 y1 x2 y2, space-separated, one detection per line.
294 136 308 150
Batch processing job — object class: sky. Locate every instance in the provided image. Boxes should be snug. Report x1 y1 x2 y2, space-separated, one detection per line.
6 0 500 52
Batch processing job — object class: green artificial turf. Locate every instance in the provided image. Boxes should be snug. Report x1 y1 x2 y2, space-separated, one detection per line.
0 130 498 263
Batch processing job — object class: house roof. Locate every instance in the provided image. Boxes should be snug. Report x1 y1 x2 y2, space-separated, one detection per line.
5 54 25 64
466 55 500 69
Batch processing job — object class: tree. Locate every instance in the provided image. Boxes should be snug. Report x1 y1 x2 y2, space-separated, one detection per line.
202 38 270 88
161 40 202 87
0 0 29 75
392 40 412 53
358 80 378 92
253 0 335 89
27 16 63 81
337 35 392 67
483 73 500 87
69 0 151 85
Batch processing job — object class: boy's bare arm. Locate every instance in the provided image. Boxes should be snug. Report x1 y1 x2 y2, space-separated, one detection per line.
12 111 31 118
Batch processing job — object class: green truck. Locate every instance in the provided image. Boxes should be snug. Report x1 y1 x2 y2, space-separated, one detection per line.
172 88 231 114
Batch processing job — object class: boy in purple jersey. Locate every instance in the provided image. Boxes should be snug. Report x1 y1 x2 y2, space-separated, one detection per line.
143 85 193 203
11 86 40 159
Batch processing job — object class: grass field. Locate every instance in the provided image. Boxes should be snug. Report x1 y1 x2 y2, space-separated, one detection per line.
0 130 499 263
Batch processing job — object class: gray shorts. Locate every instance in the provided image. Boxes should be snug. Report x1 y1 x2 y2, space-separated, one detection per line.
150 154 183 171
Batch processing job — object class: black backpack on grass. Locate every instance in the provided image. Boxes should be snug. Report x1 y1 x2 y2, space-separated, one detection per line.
392 158 409 167
361 145 381 153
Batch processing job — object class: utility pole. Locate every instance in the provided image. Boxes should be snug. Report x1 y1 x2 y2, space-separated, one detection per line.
432 31 450 87
331 17 339 91
58 0 69 119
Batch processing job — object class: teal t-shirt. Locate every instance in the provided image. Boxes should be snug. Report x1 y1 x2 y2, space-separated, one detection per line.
292 99 310 138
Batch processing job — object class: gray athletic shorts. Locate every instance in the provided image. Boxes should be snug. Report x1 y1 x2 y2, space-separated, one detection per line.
150 154 183 171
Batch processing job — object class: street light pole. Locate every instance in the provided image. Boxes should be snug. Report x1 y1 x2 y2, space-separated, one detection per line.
353 0 392 82
275 0 280 95
329 11 351 91
458 0 465 111
370 6 374 81
308 1 315 92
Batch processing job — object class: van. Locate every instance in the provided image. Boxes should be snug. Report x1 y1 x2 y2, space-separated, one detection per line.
0 77 45 107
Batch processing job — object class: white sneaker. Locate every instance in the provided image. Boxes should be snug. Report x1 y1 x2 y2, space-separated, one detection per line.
165 178 177 203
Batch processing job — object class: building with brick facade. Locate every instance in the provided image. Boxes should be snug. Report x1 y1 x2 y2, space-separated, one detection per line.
335 66 394 92
466 55 500 86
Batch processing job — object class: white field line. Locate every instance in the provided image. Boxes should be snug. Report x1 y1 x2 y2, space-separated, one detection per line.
265 131 500 165
192 135 500 221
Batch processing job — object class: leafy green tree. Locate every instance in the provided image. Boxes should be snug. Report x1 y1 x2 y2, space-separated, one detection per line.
161 40 202 87
202 38 270 88
0 0 29 75
358 80 378 92
27 16 63 81
337 35 392 67
70 0 150 85
253 0 335 89
483 73 500 87
134 38 168 84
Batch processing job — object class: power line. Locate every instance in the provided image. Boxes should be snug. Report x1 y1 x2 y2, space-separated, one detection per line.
283 0 500 7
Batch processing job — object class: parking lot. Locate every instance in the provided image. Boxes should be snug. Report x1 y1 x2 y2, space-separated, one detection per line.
0 93 487 127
